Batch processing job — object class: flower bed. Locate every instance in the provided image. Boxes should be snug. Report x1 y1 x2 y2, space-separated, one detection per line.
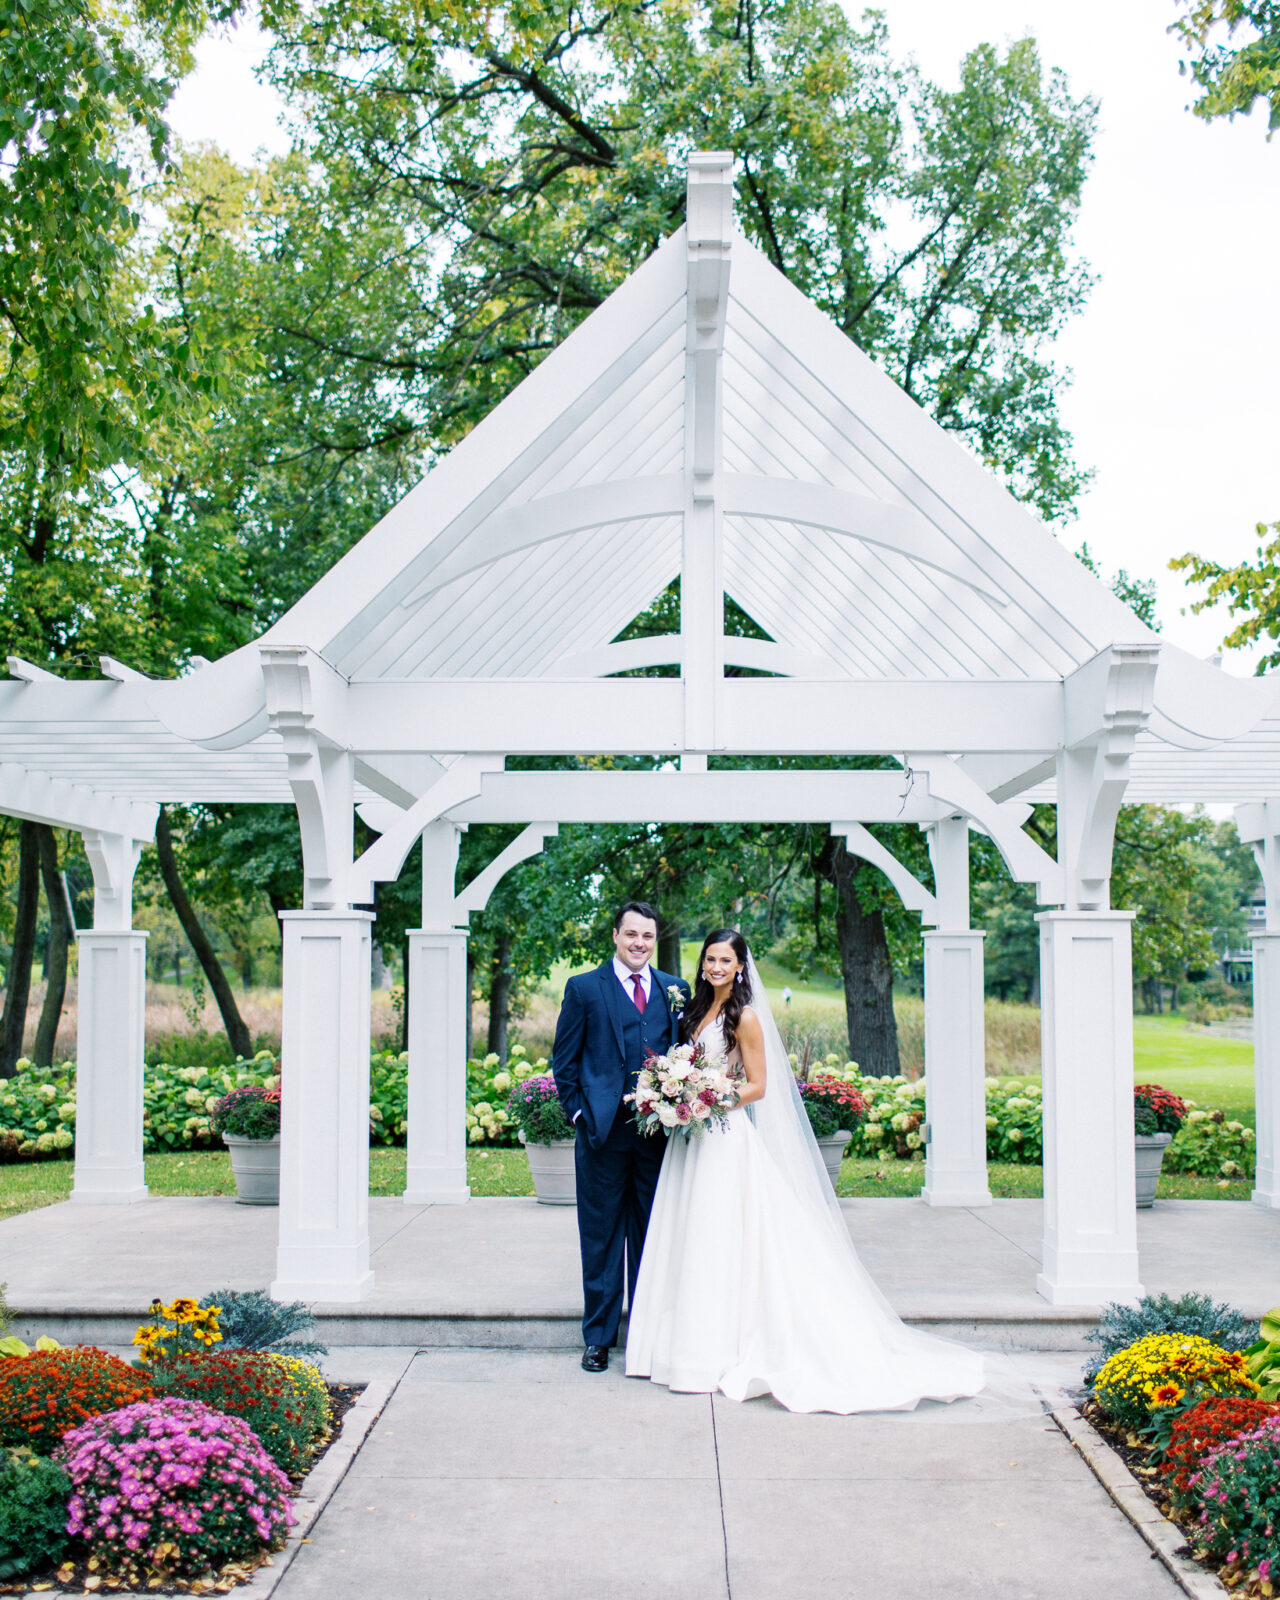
0 1284 362 1592
1078 1293 1280 1596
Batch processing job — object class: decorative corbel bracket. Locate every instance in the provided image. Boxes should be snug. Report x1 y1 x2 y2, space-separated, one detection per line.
1236 799 1280 933
82 830 148 932
1059 643 1160 910
262 645 354 909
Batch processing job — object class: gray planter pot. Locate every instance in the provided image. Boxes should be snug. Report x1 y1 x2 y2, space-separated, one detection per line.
222 1133 280 1206
519 1132 577 1205
1135 1131 1173 1209
816 1129 852 1189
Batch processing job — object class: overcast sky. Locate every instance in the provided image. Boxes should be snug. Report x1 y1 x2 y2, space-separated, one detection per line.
169 0 1280 672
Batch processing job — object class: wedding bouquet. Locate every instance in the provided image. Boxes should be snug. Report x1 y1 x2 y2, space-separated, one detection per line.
627 1042 739 1141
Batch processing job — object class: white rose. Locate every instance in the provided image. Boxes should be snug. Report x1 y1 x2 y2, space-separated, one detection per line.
656 1103 680 1127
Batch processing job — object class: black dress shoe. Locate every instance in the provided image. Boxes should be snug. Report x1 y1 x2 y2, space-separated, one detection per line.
581 1344 609 1373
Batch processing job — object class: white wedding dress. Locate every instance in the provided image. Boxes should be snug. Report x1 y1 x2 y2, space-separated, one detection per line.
625 1010 985 1414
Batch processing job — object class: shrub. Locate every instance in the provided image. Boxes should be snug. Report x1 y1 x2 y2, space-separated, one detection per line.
1093 1334 1257 1430
59 1397 292 1576
798 1077 868 1139
1164 1107 1256 1179
507 1074 572 1144
149 1349 316 1473
1084 1293 1258 1384
201 1287 327 1360
0 1348 155 1454
0 1446 72 1579
1133 1083 1188 1135
1190 1415 1280 1584
1162 1397 1280 1514
211 1084 281 1140
262 1354 332 1442
467 1044 542 1146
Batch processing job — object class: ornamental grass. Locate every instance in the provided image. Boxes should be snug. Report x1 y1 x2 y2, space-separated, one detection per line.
58 1396 292 1577
1189 1415 1280 1587
1162 1396 1280 1515
1093 1334 1257 1430
148 1349 316 1473
0 1348 155 1454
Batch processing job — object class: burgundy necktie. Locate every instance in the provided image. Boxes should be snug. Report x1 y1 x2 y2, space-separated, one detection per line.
630 973 647 1014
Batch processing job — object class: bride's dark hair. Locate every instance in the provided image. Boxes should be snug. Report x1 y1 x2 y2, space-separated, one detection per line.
679 929 753 1053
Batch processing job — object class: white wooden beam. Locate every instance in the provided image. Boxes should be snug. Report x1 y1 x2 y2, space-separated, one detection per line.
446 769 946 825
681 151 733 751
6 657 58 683
341 677 1064 755
0 760 158 843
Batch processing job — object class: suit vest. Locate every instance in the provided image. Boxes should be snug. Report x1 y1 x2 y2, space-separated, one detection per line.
619 982 671 1083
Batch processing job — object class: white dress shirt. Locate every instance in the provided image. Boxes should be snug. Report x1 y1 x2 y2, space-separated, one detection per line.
613 957 652 1003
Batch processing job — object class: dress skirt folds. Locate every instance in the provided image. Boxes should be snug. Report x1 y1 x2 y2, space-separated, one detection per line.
624 1021 984 1414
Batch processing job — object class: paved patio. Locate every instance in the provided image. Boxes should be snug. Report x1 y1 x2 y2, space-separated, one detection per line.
3 1194 1275 1350
277 1346 1185 1600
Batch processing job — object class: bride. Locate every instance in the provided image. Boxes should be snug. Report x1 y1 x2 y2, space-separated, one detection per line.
625 928 985 1413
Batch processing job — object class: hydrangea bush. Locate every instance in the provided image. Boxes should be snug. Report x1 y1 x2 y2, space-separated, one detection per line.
0 1348 155 1454
1093 1334 1257 1430
58 1397 293 1576
1163 1108 1256 1180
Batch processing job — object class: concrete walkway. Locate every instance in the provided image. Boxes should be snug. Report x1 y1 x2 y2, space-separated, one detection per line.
5 1196 1276 1350
282 1347 1185 1600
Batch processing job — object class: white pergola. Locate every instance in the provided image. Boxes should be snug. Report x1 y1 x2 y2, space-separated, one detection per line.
3 153 1278 1309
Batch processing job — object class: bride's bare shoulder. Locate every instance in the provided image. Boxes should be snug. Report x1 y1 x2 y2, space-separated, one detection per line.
737 1005 764 1040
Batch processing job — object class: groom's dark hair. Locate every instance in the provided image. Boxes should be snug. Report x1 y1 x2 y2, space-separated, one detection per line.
613 900 659 931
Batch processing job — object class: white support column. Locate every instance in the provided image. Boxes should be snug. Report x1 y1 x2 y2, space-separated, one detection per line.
404 929 471 1204
272 910 374 1301
404 818 470 1204
1035 910 1143 1305
921 815 991 1208
1252 933 1280 1208
1236 800 1280 1208
71 829 149 1204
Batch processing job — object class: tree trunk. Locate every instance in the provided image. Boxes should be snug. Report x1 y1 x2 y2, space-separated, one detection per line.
33 826 70 1067
0 821 41 1077
399 932 411 1054
487 933 512 1064
822 836 901 1078
155 807 252 1060
658 920 681 979
465 945 475 1061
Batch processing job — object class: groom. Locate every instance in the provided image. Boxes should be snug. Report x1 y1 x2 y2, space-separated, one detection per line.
551 902 690 1373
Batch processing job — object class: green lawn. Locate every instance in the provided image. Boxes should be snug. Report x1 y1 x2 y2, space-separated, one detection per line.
1132 1013 1254 1123
0 1142 1253 1224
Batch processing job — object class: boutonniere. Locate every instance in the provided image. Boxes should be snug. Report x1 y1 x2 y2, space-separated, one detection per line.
666 984 686 1015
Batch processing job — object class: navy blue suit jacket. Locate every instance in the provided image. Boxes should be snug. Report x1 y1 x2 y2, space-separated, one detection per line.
552 961 690 1149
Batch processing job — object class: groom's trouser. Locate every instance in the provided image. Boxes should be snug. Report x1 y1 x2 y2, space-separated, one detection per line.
574 1110 666 1348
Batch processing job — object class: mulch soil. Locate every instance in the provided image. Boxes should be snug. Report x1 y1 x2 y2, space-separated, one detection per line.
3 1383 364 1597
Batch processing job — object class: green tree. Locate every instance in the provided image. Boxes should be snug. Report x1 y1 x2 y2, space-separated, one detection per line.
1171 522 1280 670
1172 1 1280 133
